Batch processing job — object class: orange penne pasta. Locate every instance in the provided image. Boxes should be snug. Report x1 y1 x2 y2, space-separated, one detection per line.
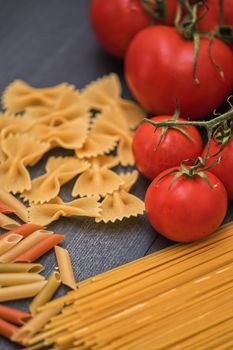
0 224 44 239
14 234 65 262
0 305 31 325
0 200 15 214
0 317 19 340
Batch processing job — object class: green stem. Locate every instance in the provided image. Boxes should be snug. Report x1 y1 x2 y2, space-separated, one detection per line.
144 108 233 129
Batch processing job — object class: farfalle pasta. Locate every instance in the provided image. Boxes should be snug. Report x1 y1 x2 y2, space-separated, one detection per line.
25 87 89 125
72 155 124 197
81 73 122 109
2 80 68 113
22 157 89 204
28 196 101 226
92 105 134 166
0 134 49 193
27 116 90 150
75 131 119 159
95 170 145 223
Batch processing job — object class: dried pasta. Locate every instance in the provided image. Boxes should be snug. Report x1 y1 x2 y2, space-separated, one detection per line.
81 73 122 109
2 80 68 113
0 213 20 230
0 134 50 193
27 116 90 150
0 230 53 263
0 281 47 302
118 99 145 129
30 272 61 315
28 196 101 226
22 223 233 350
11 305 62 344
0 199 15 213
96 171 145 223
75 131 119 159
22 157 90 204
0 233 23 255
25 87 88 125
0 305 31 325
92 105 134 166
0 187 28 222
72 155 123 197
0 263 44 273
14 234 65 262
0 318 18 340
55 246 76 290
0 223 43 239
0 273 45 287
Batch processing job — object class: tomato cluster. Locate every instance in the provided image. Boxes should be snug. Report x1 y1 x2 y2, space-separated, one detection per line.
90 0 233 243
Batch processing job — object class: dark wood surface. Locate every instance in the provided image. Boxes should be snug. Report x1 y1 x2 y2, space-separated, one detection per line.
0 1 232 349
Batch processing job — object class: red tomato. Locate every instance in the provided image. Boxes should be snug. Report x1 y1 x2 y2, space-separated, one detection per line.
133 115 203 180
125 25 233 119
197 0 233 33
202 136 233 200
90 0 178 59
145 168 228 242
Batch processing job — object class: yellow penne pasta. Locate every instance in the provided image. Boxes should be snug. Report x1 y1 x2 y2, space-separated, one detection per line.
0 233 23 255
0 213 20 230
0 187 28 222
0 273 45 286
0 230 53 263
0 263 44 273
0 281 47 302
55 246 77 290
11 305 63 344
30 272 61 315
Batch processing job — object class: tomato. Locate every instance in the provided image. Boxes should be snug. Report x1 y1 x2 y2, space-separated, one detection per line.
125 25 233 119
197 0 233 33
90 0 178 59
145 168 228 242
133 115 203 180
202 136 233 200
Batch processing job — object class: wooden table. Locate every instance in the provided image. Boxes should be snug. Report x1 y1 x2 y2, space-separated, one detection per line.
0 1 232 348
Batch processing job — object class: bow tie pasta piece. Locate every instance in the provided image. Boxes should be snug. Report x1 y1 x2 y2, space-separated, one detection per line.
75 132 119 159
2 80 69 113
28 196 101 226
27 116 90 150
92 107 134 166
22 157 90 204
72 155 123 198
0 135 50 193
118 99 146 130
95 170 144 223
25 88 88 126
81 73 122 110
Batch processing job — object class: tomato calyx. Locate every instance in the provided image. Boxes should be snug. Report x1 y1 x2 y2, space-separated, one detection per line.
158 157 221 190
140 0 166 22
154 102 195 147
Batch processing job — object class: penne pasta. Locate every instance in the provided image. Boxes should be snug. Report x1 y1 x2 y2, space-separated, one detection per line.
0 187 28 222
55 246 77 290
0 230 53 263
0 305 31 325
30 272 61 315
0 233 23 255
0 263 44 273
14 234 65 263
0 317 19 340
0 223 44 239
11 305 62 344
0 213 20 230
0 281 47 302
0 273 45 287
0 199 15 213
